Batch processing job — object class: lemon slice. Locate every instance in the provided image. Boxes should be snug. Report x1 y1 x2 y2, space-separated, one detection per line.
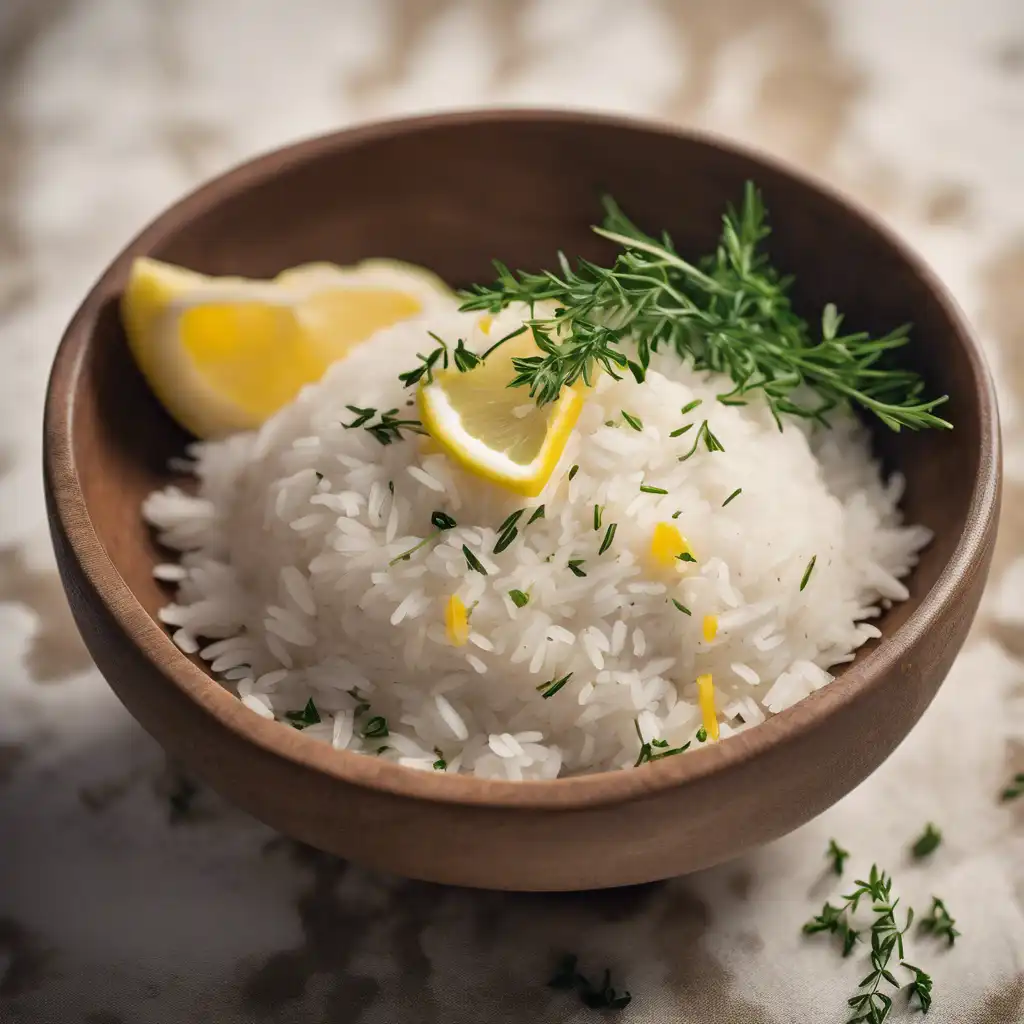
418 330 583 497
122 256 453 438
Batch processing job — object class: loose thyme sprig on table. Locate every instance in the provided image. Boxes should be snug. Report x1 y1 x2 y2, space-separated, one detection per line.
458 184 951 433
802 847 952 1023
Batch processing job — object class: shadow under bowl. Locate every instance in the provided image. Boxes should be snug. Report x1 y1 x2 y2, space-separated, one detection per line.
44 110 1000 890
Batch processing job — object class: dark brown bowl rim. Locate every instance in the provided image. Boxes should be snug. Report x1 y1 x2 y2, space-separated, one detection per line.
45 108 1000 811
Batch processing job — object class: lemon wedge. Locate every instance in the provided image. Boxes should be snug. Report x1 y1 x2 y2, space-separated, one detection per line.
417 330 583 497
122 256 452 438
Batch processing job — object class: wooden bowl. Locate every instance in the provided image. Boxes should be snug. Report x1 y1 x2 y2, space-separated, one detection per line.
44 111 1000 891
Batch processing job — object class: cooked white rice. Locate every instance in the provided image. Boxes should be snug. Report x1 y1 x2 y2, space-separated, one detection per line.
143 304 931 780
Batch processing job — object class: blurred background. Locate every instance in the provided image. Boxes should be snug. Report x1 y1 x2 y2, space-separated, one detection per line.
1 1 1022 1021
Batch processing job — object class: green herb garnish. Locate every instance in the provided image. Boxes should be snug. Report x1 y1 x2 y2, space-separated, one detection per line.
598 523 617 555
285 698 321 730
621 410 643 432
528 505 546 524
633 719 690 765
722 487 743 507
463 545 488 575
671 598 691 616
695 726 707 742
678 420 725 461
567 559 587 577
919 897 959 947
548 954 631 1011
681 399 703 415
640 483 667 494
537 672 573 699
676 551 697 564
1001 772 1024 801
568 464 579 481
432 748 447 771
827 838 851 876
593 504 603 530
397 332 450 387
493 528 519 555
902 962 933 1015
343 405 426 445
431 511 457 530
458 186 950 432
803 864 934 1022
800 555 817 592
497 509 525 534
361 715 389 739
669 423 694 438
509 589 530 608
910 823 941 860
389 532 439 565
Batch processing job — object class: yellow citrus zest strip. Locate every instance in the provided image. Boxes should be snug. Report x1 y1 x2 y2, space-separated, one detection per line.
702 614 718 642
444 594 469 646
697 673 719 741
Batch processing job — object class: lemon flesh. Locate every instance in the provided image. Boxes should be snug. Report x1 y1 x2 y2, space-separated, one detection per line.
122 257 452 438
418 331 583 497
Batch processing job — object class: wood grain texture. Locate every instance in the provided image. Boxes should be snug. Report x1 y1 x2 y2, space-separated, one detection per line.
43 111 1000 890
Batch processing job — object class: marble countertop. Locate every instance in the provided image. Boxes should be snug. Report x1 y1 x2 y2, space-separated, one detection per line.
1 1 1022 1021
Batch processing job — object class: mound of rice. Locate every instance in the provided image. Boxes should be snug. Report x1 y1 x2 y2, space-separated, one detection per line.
143 305 931 780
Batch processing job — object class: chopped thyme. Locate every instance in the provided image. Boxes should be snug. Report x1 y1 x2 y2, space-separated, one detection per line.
361 715 389 739
671 598 691 616
671 510 682 519
432 748 447 771
493 527 519 554
568 464 579 481
722 487 743 507
681 399 703 415
548 954 631 1012
593 504 604 530
567 559 587 577
634 718 690 765
640 484 667 494
285 698 321 730
389 532 439 565
919 897 959 947
497 509 525 534
669 423 694 438
528 505 546 524
678 420 725 461
621 410 643 432
826 838 850 876
800 555 817 591
910 823 942 860
431 511 457 530
508 589 530 608
676 551 697 564
463 545 488 575
1001 773 1024 801
537 672 573 699
696 726 707 742
598 523 617 555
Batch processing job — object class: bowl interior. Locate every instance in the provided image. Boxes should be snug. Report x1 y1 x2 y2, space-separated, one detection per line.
68 113 982 744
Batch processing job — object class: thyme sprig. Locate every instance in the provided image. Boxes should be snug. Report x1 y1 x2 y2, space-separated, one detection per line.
827 838 851 876
919 897 959 947
342 406 426 445
459 185 950 432
548 954 632 1011
803 857 942 1023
